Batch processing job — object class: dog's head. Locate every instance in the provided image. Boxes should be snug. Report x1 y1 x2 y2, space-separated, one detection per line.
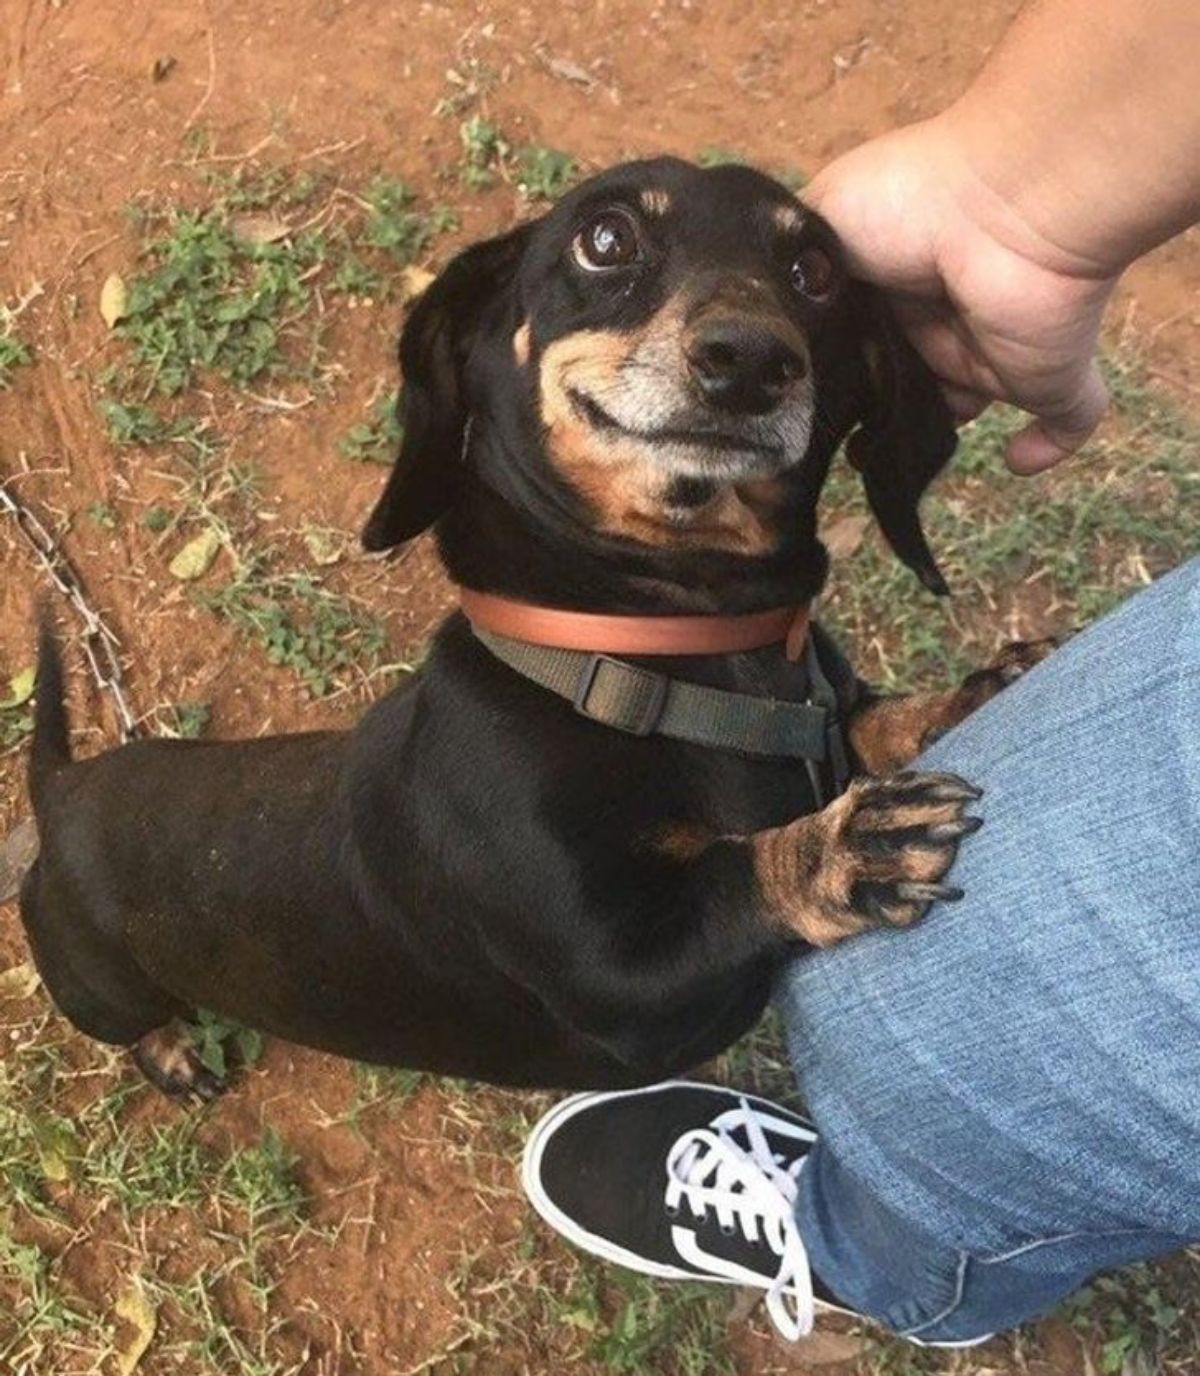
363 156 956 594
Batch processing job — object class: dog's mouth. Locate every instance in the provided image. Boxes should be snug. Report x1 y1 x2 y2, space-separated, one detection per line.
567 387 785 463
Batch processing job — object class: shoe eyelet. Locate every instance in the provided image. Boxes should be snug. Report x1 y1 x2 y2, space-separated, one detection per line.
719 1223 737 1237
665 1203 680 1219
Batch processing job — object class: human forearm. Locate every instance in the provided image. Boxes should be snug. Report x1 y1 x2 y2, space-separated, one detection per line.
944 0 1200 275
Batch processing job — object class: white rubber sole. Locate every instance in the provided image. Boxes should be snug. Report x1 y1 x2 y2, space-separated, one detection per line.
521 1080 993 1351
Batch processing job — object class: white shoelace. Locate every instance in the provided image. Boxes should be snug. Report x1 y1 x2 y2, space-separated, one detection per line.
664 1097 815 1340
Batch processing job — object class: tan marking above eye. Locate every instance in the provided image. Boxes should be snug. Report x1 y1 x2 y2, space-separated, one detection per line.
773 202 806 233
640 188 671 216
513 320 531 366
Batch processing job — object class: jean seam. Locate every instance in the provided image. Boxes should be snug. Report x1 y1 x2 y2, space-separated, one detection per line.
896 1251 970 1339
977 1225 1172 1266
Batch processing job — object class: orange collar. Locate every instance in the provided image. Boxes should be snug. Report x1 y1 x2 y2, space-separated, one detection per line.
458 587 812 662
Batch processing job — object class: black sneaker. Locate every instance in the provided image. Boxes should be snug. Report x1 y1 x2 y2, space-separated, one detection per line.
523 1080 833 1339
522 1080 991 1347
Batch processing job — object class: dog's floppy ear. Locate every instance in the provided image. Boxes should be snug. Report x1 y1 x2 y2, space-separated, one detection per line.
361 225 531 551
841 284 958 595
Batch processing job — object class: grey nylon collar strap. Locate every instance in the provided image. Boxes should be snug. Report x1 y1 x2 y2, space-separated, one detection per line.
473 626 849 770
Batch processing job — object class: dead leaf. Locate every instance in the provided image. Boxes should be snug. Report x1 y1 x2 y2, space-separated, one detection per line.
232 214 291 246
99 273 128 328
114 1279 158 1375
543 54 596 87
399 266 435 305
303 527 342 567
168 527 222 581
823 514 870 561
1 665 35 709
31 1116 79 1182
0 817 39 903
0 960 40 1000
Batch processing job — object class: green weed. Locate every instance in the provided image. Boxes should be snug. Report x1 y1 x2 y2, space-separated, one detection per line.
339 387 402 463
113 210 326 395
157 699 212 738
1067 1267 1187 1373
362 176 458 262
0 323 32 388
183 1009 264 1079
201 556 388 696
516 145 578 201
460 115 509 189
330 250 383 297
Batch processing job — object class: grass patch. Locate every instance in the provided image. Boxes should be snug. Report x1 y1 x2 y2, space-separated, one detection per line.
201 554 388 696
362 176 458 262
820 353 1200 690
112 209 327 396
1065 1260 1200 1373
338 387 402 464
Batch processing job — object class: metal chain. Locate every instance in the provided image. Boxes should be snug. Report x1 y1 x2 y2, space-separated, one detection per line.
1 482 139 741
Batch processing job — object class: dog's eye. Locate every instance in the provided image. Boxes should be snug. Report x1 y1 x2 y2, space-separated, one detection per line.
573 210 641 271
790 247 835 299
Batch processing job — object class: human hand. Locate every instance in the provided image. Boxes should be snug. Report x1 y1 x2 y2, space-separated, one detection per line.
805 116 1120 474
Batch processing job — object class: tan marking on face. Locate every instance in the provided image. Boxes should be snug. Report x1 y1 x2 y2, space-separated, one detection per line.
513 320 531 366
538 318 790 554
640 188 671 216
773 201 806 233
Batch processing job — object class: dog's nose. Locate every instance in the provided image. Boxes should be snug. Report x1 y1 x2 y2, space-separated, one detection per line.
685 319 807 415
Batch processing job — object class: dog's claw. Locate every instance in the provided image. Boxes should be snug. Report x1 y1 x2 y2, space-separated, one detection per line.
928 814 984 842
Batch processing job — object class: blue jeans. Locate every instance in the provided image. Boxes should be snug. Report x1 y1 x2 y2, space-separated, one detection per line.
775 557 1200 1342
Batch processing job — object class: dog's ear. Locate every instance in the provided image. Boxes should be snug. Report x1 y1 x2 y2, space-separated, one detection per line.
361 225 531 551
840 284 958 595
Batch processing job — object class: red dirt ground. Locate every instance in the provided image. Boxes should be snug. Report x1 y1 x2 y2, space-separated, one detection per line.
1 3 1198 1374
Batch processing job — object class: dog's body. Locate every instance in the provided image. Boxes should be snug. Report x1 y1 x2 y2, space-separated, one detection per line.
20 159 1046 1096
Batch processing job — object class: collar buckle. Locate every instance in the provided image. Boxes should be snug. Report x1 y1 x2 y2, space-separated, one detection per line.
573 655 670 736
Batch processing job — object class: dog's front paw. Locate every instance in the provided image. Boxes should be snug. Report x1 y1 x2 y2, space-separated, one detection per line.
922 638 1058 749
133 1024 227 1104
757 770 982 947
978 637 1058 686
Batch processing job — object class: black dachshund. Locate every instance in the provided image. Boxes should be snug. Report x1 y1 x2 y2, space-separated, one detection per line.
19 158 1049 1098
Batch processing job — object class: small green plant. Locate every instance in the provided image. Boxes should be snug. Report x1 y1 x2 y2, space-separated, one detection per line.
201 557 389 696
0 666 35 750
339 388 402 464
161 700 212 739
460 115 508 188
183 1009 264 1079
100 398 216 453
85 500 118 530
515 145 578 201
0 323 32 388
363 176 458 262
331 249 383 297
